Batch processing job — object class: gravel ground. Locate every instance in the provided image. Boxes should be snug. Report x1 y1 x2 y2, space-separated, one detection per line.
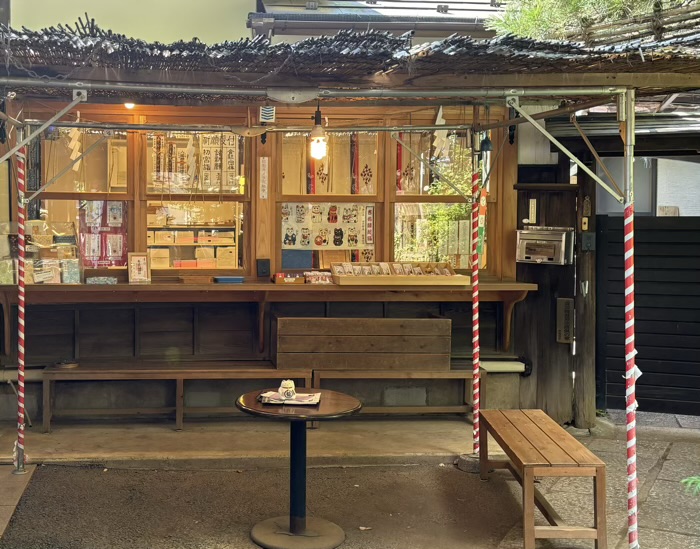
0 463 521 549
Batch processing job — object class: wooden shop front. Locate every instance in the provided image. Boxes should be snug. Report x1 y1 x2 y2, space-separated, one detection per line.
1 101 536 425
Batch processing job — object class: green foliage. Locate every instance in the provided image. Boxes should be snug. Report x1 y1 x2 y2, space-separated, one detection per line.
682 476 700 496
487 0 692 40
428 136 473 196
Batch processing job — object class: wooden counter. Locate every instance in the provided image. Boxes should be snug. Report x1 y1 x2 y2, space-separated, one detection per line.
0 281 536 354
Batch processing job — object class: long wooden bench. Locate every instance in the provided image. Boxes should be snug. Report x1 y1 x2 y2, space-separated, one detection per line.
480 409 607 549
312 369 482 415
43 362 311 432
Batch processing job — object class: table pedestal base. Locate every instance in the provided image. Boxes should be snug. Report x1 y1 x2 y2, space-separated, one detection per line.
251 516 345 549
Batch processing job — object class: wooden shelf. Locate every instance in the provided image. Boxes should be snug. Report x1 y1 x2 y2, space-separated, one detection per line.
148 225 235 229
514 184 580 192
148 243 235 247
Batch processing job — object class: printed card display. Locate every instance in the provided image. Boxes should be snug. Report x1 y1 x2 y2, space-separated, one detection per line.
79 200 129 268
280 202 375 252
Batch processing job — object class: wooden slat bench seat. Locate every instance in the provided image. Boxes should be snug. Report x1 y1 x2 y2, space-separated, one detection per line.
480 409 607 549
43 362 311 433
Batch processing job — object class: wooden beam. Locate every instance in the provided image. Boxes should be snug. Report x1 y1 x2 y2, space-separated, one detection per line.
370 72 700 92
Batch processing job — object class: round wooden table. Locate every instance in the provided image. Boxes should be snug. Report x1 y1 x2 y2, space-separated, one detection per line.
236 388 362 549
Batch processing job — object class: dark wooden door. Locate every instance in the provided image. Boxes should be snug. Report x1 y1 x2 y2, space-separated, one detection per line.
597 216 700 415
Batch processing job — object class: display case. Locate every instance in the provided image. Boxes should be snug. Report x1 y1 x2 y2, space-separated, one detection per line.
146 201 242 269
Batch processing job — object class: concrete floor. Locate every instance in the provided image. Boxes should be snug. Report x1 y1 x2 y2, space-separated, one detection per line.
0 417 698 549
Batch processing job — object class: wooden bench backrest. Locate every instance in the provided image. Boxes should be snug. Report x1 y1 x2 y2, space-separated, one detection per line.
274 317 451 371
482 409 604 469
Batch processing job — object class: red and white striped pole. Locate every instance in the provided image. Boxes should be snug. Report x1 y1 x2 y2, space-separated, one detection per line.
622 89 639 549
471 155 481 455
14 145 27 474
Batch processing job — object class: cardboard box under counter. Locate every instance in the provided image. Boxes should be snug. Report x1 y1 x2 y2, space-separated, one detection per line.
216 247 237 268
149 248 170 269
215 231 236 244
195 247 215 260
175 231 195 244
196 259 217 269
154 231 175 245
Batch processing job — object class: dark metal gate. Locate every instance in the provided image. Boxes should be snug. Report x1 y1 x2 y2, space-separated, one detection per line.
596 215 700 415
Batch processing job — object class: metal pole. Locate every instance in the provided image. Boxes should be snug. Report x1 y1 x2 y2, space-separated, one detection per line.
622 88 640 549
13 134 27 475
507 98 623 204
0 94 86 165
289 420 307 534
471 127 481 455
31 119 478 135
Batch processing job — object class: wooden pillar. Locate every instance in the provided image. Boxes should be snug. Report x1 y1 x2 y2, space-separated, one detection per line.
254 131 275 273
574 155 597 428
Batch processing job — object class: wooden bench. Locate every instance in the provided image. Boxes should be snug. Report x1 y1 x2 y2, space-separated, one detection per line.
480 409 607 549
43 362 311 433
312 369 481 415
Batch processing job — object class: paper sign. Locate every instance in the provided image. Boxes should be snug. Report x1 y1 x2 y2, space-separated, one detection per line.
259 157 269 200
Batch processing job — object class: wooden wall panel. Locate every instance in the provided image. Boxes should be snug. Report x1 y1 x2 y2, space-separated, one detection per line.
514 181 577 424
79 308 135 358
25 307 74 364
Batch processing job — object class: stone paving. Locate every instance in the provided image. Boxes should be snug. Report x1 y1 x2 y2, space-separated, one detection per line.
0 416 698 548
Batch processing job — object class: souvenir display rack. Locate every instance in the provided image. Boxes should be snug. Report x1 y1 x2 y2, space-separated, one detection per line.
330 261 470 286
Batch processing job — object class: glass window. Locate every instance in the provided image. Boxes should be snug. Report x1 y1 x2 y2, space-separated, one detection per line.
396 132 473 197
40 199 129 269
42 129 127 193
146 132 245 194
282 133 378 195
394 202 484 269
146 200 244 269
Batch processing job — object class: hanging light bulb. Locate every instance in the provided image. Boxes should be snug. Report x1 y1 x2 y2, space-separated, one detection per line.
309 104 327 160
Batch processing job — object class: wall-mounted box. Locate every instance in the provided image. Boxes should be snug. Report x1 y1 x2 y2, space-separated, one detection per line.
516 227 574 265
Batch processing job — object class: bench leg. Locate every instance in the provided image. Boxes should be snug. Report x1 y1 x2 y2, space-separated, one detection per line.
43 379 53 433
522 467 536 549
594 466 608 549
479 426 489 480
175 379 184 431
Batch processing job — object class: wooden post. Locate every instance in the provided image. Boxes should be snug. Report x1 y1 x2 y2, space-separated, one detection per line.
574 154 597 428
